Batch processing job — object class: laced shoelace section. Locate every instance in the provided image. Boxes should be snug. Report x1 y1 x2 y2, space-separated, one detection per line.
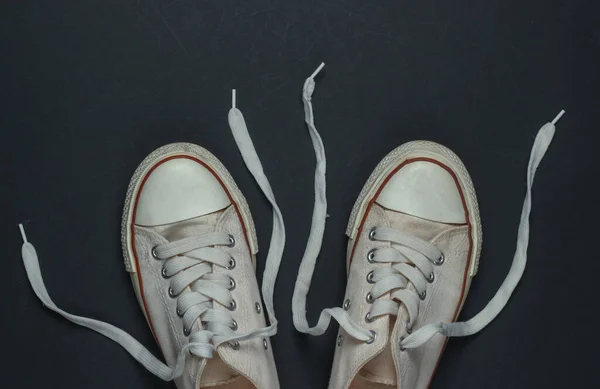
364 227 443 331
155 233 239 351
292 62 565 349
18 90 284 381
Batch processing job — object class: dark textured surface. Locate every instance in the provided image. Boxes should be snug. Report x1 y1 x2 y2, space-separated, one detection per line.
2 1 599 388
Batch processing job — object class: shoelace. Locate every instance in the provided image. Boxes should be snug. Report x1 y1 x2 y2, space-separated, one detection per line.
18 90 284 381
363 227 443 333
292 62 565 349
155 232 241 352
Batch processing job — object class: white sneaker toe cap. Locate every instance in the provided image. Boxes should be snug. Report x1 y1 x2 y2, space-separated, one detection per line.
375 160 466 224
135 157 231 226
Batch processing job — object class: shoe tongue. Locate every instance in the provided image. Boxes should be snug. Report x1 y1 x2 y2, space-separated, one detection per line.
377 204 455 241
360 317 398 386
359 308 412 387
198 354 242 388
144 211 223 240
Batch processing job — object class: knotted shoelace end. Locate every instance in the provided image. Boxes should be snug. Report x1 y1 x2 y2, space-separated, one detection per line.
303 62 325 101
304 80 315 100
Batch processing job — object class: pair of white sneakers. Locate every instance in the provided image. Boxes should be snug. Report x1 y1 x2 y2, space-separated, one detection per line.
19 64 564 389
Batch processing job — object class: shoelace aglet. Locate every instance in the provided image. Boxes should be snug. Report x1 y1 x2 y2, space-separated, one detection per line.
231 89 237 109
310 62 326 79
552 109 565 125
18 223 28 243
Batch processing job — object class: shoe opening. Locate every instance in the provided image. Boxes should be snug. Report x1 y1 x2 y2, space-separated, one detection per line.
200 354 256 389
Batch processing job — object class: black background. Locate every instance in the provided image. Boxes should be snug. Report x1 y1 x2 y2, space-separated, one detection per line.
2 1 599 388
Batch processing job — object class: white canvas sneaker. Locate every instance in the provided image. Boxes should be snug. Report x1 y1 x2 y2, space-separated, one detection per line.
19 91 284 389
291 63 565 389
120 143 278 389
328 141 481 389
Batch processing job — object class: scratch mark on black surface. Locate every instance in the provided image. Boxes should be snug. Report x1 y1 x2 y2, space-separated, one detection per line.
263 80 290 97
166 0 185 8
151 0 188 53
239 7 275 18
217 7 225 32
357 31 404 45
429 0 439 22
136 11 162 48
301 34 323 60
325 2 355 17
282 21 290 45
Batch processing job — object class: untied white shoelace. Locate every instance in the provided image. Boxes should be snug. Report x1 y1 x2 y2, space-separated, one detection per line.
18 90 285 381
291 62 566 349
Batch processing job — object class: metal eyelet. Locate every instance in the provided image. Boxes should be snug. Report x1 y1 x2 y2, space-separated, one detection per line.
168 287 177 298
228 299 237 311
151 246 160 260
262 338 268 350
418 290 426 300
161 267 169 278
433 252 445 265
337 335 344 346
368 227 377 240
227 235 236 247
230 341 240 350
343 299 351 311
366 330 377 344
399 336 406 351
366 293 374 304
227 257 236 270
366 271 375 283
255 302 262 314
229 277 236 290
231 319 238 331
427 272 435 283
183 326 190 336
367 249 377 263
176 307 183 317
406 321 413 334
365 312 375 323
